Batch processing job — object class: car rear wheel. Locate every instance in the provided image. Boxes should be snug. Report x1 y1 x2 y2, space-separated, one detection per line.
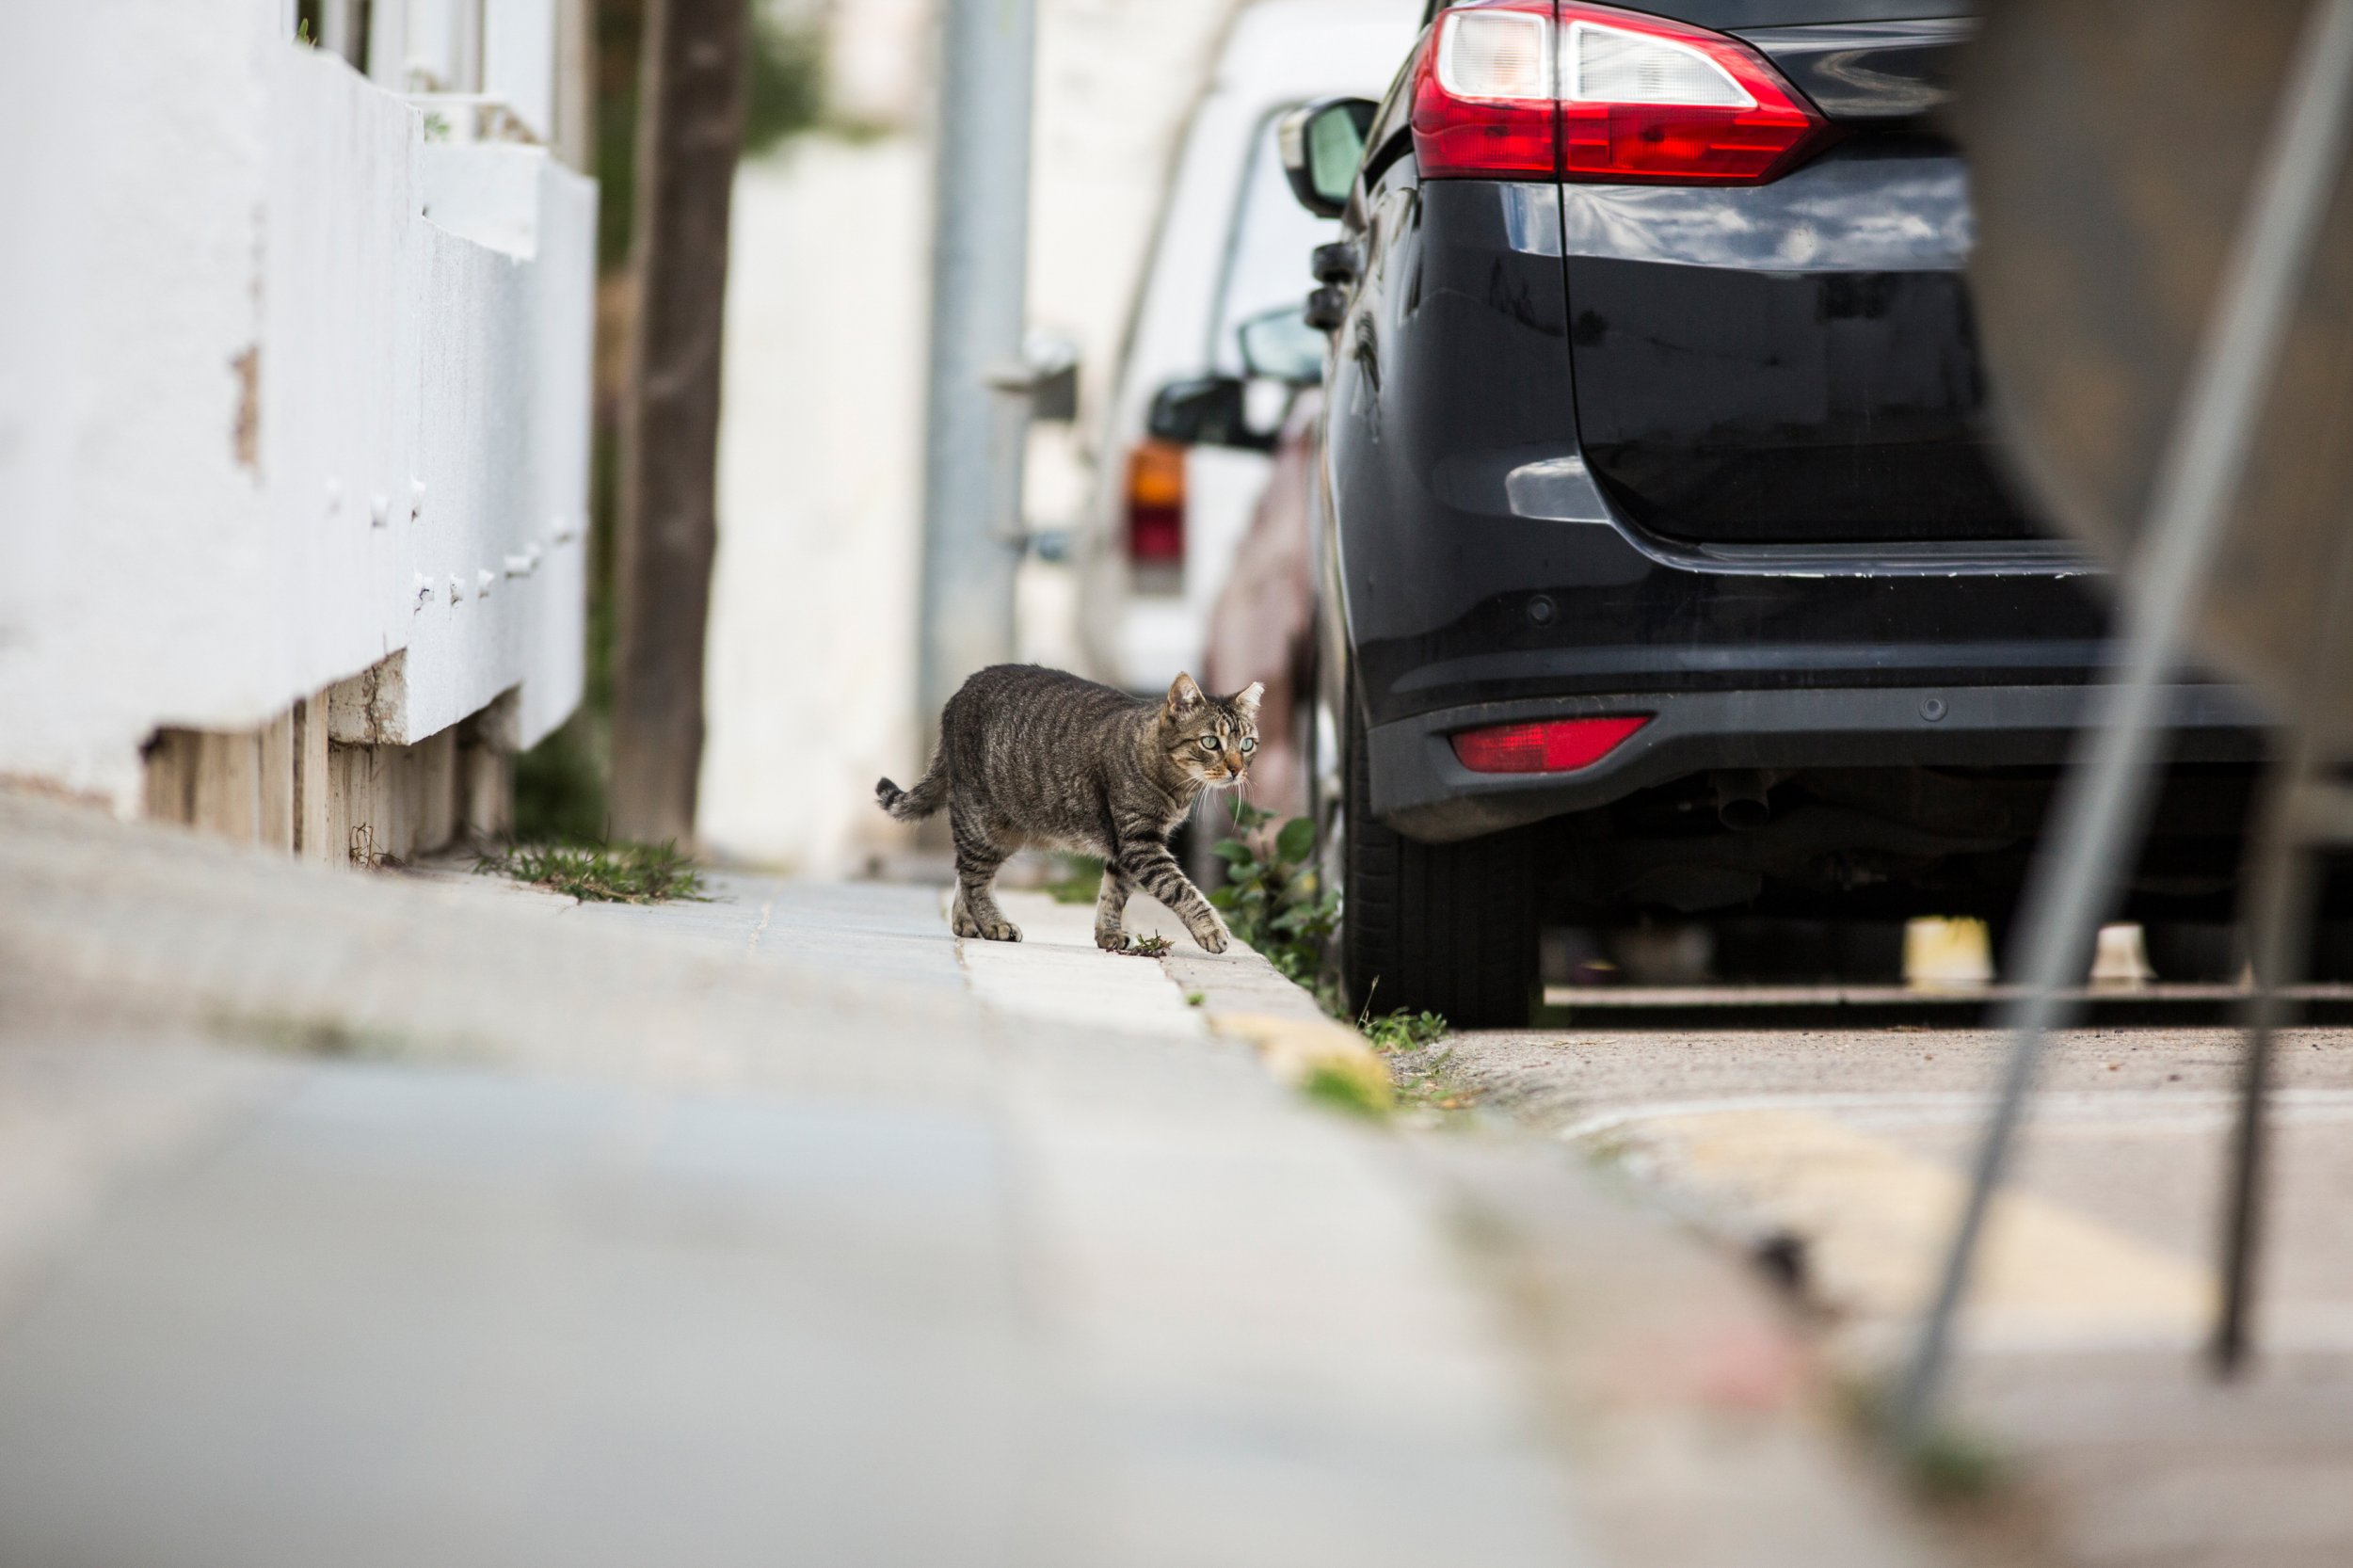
1338 692 1536 1028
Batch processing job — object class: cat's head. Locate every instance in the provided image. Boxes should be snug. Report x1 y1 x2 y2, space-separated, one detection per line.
1160 673 1262 789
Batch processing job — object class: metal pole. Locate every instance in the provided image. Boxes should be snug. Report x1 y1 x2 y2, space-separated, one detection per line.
918 0 1037 735
2212 512 2353 1372
1890 0 2353 1455
2212 766 2315 1374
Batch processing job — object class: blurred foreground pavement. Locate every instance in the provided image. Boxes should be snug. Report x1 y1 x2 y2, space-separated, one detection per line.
0 791 1940 1568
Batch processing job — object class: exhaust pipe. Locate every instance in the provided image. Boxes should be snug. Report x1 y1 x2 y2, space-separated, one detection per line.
1712 769 1773 829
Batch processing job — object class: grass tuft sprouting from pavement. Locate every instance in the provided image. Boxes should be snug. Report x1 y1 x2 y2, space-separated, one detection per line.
1359 1009 1449 1052
1903 1424 2010 1504
1303 1057 1394 1119
476 841 709 904
211 1008 406 1060
1838 1375 2013 1506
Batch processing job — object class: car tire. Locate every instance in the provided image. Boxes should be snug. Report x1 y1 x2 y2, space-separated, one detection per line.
1339 691 1536 1027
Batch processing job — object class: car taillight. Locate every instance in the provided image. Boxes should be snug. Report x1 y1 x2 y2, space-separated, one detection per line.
1451 715 1648 773
1125 440 1185 568
1415 0 1559 179
1411 0 1826 184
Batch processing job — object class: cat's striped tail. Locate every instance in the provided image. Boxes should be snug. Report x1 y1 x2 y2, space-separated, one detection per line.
875 753 949 822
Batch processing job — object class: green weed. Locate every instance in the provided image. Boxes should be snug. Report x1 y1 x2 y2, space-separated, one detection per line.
213 1008 402 1060
1360 1008 1449 1052
476 841 708 904
1303 1060 1392 1119
1836 1376 2012 1506
1903 1425 2009 1503
1208 803 1338 987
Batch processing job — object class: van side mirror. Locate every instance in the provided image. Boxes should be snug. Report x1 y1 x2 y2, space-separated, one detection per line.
1146 376 1275 453
1236 305 1325 384
1278 97 1378 218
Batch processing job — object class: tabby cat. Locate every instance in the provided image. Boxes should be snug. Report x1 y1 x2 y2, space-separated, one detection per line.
877 664 1262 952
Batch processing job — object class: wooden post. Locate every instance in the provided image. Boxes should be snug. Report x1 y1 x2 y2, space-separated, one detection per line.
294 691 333 863
609 0 746 846
416 727 458 852
259 707 296 852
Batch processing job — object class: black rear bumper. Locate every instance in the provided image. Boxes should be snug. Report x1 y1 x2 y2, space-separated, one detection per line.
1369 681 2271 843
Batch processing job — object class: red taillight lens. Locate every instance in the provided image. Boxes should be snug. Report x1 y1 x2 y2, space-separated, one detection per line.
1409 0 1826 185
1125 440 1185 567
1450 715 1648 773
1557 8 1823 182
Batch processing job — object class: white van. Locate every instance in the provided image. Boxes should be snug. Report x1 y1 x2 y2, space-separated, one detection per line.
1077 0 1420 695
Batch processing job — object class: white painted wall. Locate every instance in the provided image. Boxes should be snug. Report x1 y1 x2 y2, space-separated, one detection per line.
0 0 593 810
700 142 929 874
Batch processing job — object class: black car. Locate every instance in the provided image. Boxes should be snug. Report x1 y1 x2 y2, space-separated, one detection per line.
1266 0 2265 1024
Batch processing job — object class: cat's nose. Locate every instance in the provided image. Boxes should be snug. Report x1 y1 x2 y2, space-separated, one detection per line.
1225 751 1245 775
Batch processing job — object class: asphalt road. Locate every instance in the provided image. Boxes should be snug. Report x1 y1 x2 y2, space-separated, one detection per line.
1433 1008 2353 1568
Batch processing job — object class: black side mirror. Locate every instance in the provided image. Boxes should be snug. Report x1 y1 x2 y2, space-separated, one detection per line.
1278 97 1378 218
1146 376 1275 453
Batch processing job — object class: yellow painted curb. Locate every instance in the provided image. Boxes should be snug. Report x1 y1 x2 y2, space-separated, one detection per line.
1637 1108 2217 1339
1209 1012 1394 1110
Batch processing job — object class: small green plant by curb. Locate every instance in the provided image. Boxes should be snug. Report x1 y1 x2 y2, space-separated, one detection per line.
1303 1058 1392 1119
212 1008 402 1060
476 841 708 904
1835 1376 2011 1506
1360 1008 1448 1052
1122 932 1174 957
1185 990 1207 1007
1209 804 1337 988
1902 1425 2009 1503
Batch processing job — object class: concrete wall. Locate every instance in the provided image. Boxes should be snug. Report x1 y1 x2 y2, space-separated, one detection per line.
0 0 594 823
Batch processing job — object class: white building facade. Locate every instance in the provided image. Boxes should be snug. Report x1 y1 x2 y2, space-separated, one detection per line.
0 0 596 861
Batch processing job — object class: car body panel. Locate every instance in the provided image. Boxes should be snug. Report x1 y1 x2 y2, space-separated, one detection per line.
1324 179 2120 729
1309 8 2265 909
1736 16 1969 119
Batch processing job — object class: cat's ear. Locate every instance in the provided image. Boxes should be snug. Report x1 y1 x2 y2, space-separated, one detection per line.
1166 672 1208 715
1233 681 1264 720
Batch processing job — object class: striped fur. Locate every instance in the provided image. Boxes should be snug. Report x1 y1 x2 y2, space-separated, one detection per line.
876 664 1262 951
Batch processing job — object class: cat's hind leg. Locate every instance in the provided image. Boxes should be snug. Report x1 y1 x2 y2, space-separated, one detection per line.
950 806 1020 942
1093 863 1134 951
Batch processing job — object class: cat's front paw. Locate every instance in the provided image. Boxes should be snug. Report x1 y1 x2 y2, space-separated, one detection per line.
1095 928 1129 952
979 919 1022 942
1189 920 1230 955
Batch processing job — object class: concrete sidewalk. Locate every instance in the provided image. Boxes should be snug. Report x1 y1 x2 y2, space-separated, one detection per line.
0 792 1938 1567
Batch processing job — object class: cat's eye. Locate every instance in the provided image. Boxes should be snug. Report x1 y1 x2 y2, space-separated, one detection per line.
1241 737 1257 753
1198 736 1219 752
